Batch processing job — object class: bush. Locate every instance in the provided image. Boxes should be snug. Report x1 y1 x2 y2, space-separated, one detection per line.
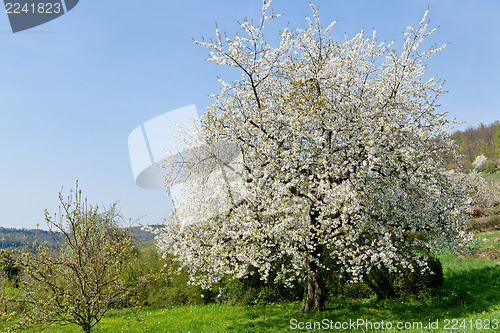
0 250 22 287
324 269 372 300
470 216 500 232
213 269 303 306
212 277 258 305
365 256 443 299
122 247 305 307
0 279 28 315
122 247 203 307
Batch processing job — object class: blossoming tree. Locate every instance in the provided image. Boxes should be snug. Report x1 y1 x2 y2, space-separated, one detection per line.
472 154 488 171
158 1 474 311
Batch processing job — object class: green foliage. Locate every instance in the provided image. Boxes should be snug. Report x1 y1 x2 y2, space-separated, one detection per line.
253 287 279 305
479 139 493 159
1 231 498 332
0 280 28 318
325 271 372 301
121 247 204 308
364 257 444 300
486 160 496 173
213 271 303 306
213 276 258 305
0 250 22 287
0 227 63 250
450 121 500 168
122 248 303 308
322 255 444 302
495 125 500 158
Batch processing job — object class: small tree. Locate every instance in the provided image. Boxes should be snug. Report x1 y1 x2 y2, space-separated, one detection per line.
12 184 137 333
0 250 22 288
494 125 500 159
159 1 475 311
486 160 495 173
473 154 488 171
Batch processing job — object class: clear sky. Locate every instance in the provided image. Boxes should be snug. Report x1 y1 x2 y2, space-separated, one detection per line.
1 0 499 230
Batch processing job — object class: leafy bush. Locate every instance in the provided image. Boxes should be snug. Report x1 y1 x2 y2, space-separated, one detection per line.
0 250 22 287
0 279 28 316
212 268 303 306
122 247 203 307
365 256 443 299
212 277 258 305
323 263 372 301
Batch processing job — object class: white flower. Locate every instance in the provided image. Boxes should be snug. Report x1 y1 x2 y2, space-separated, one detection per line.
156 1 474 299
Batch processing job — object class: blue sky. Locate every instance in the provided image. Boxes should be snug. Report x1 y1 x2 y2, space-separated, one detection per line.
1 0 499 230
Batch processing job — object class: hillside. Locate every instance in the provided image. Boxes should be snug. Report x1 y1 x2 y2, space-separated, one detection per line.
450 121 500 170
0 227 61 249
0 225 156 250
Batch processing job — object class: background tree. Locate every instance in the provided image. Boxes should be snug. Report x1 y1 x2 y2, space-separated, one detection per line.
450 121 500 169
495 125 500 161
0 250 22 288
159 1 474 312
11 184 138 333
473 155 488 171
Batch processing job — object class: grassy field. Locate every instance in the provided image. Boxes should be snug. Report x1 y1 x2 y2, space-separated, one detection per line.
2 230 499 333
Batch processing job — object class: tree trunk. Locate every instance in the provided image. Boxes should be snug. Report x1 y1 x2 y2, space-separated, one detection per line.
303 256 326 312
80 322 91 333
302 207 326 312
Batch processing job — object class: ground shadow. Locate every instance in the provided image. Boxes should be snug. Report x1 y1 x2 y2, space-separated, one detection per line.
225 264 500 332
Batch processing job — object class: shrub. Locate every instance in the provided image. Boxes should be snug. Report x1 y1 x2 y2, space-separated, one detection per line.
0 250 22 287
122 248 203 307
470 216 500 232
365 256 443 299
212 266 303 306
325 271 372 300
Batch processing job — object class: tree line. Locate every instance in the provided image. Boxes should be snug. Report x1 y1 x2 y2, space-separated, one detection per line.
0 226 155 251
0 227 62 250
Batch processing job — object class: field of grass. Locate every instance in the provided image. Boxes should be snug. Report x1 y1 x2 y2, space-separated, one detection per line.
2 230 498 332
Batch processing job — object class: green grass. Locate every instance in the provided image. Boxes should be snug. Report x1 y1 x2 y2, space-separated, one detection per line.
2 230 499 332
480 169 500 182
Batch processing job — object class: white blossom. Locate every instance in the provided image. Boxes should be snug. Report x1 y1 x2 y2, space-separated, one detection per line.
472 154 488 171
156 1 474 299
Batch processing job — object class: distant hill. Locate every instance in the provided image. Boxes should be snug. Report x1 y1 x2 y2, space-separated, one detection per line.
0 226 156 250
130 225 159 245
450 121 500 170
0 227 62 250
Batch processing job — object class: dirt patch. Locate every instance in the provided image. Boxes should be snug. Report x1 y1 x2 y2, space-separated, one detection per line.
469 249 500 259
